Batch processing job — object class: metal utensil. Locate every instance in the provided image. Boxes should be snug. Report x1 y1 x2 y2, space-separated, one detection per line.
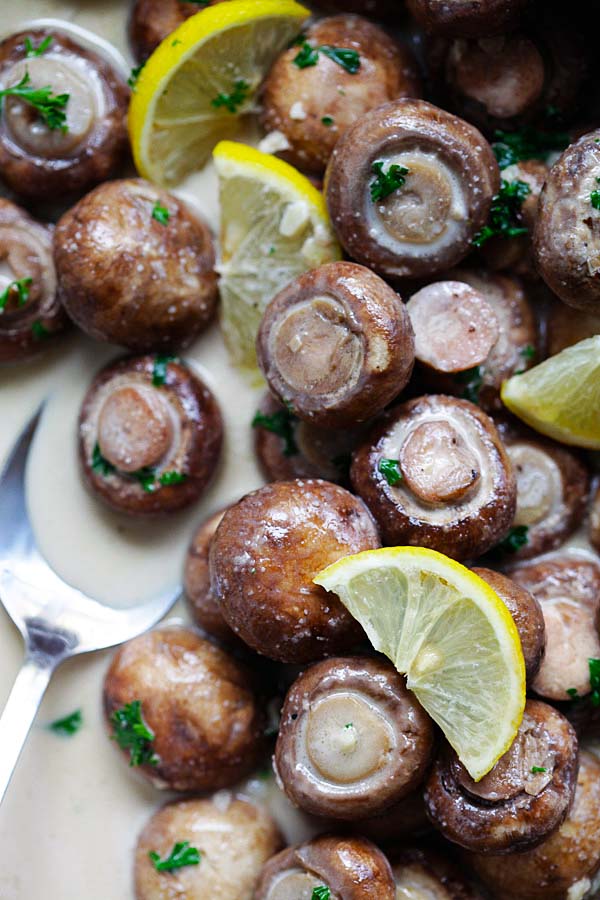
0 407 179 804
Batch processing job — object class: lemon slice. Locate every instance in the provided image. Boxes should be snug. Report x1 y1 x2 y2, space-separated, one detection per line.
129 0 309 186
213 140 342 369
501 335 600 449
314 546 526 781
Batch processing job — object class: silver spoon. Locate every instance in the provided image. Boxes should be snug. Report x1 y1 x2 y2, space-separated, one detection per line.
0 407 179 804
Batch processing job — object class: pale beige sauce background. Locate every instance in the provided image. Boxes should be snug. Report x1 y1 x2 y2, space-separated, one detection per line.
0 3 317 897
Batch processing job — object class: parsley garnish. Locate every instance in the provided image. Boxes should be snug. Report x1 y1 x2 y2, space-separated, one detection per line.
149 841 201 872
132 467 157 493
110 700 158 767
379 458 402 486
457 365 484 404
49 709 82 736
566 687 579 700
24 35 53 58
472 179 531 248
0 69 69 131
152 202 170 225
292 41 360 74
152 354 176 386
0 277 32 312
92 443 116 477
211 79 249 114
591 177 600 210
128 63 144 90
521 344 535 360
293 41 320 68
344 722 353 729
496 525 529 554
91 443 185 492
370 160 409 202
531 766 547 774
159 471 187 486
31 320 49 340
492 127 569 169
589 658 600 707
312 888 330 900
252 408 298 456
321 115 334 127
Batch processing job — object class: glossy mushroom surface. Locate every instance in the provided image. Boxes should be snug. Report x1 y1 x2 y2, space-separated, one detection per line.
405 0 528 38
79 355 222 516
392 848 483 900
129 0 224 62
274 656 434 819
350 395 516 560
425 699 578 854
103 626 266 791
209 479 380 663
466 750 600 899
260 15 420 175
135 795 282 900
324 99 499 279
255 835 396 900
0 197 66 364
256 262 415 428
0 29 128 199
55 178 218 351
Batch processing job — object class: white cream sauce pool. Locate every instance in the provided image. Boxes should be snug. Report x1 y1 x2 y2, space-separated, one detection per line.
0 4 319 898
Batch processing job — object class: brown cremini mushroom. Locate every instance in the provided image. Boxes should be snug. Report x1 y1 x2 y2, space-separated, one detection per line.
466 750 600 900
0 198 67 364
350 395 516 560
209 479 380 663
324 99 499 280
55 178 218 351
392 847 484 900
135 795 282 900
256 262 415 429
546 299 600 357
260 15 420 176
425 699 579 854
405 0 528 38
255 835 396 899
129 0 225 62
103 626 266 791
274 656 434 820
0 29 128 200
79 354 222 516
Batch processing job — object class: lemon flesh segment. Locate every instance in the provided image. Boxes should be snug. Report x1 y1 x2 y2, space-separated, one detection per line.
213 140 341 370
314 546 526 782
501 335 600 449
129 0 310 186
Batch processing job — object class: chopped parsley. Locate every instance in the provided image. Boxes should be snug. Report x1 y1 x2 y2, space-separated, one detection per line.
149 841 201 872
0 277 32 312
293 40 320 68
457 365 484 404
252 407 298 457
31 320 49 340
159 471 187 486
110 700 158 767
472 179 531 248
379 458 402 486
566 687 579 700
496 525 529 555
589 658 600 707
321 115 334 127
370 160 409 202
128 63 144 90
211 79 249 114
344 722 353 729
24 35 53 58
492 127 570 169
531 766 547 774
312 888 330 900
91 442 185 492
292 40 360 74
521 344 536 360
49 709 82 736
591 177 600 210
92 443 116 477
152 354 176 386
0 70 69 132
152 202 170 225
132 467 157 493
171 39 183 47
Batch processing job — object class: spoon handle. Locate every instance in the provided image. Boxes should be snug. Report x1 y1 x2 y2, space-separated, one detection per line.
0 655 53 806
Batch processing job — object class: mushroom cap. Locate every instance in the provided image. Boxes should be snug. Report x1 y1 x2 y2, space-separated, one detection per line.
129 0 225 62
135 794 282 900
103 626 267 791
274 656 434 819
405 0 529 38
55 178 218 351
209 479 380 663
256 261 415 428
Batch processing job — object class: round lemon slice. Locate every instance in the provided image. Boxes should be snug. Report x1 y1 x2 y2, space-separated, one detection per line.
314 546 526 781
501 335 600 449
213 140 341 370
129 0 310 186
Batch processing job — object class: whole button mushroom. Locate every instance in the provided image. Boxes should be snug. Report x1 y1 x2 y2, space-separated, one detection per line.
425 699 579 854
79 355 223 516
405 0 528 38
274 657 434 820
325 99 499 280
0 198 67 365
466 750 600 900
129 0 225 62
509 553 600 704
534 129 600 311
209 479 381 663
0 29 128 200
103 626 266 791
472 568 545 683
260 15 420 176
54 178 218 351
135 795 282 900
392 847 484 900
256 262 415 429
350 395 516 560
184 508 238 645
255 835 396 900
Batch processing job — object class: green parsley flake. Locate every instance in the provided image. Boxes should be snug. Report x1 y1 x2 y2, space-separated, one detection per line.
211 79 249 114
152 202 170 225
128 63 144 90
132 467 157 493
472 179 531 248
370 161 409 202
0 277 32 312
91 441 185 493
159 471 187 486
312 888 330 900
521 344 536 360
149 841 201 872
31 320 49 340
92 443 116 477
25 35 53 58
496 525 529 555
110 700 158 767
379 458 402 486
566 687 579 700
321 115 334 127
49 709 82 736
589 658 600 707
292 41 360 74
591 178 600 210
457 365 484 404
152 354 176 386
344 722 353 729
252 407 298 457
492 127 570 169
531 766 547 774
0 69 69 132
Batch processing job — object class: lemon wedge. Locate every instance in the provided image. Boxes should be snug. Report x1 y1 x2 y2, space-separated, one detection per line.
213 140 341 369
314 546 526 781
129 0 309 186
501 335 600 449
